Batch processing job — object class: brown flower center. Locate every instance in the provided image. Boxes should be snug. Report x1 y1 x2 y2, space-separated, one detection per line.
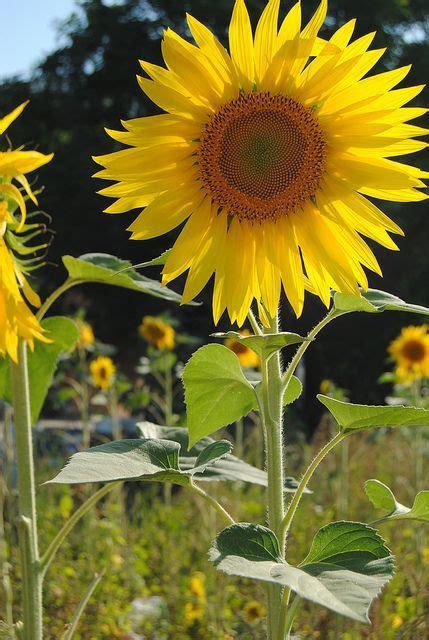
402 339 426 362
198 92 327 222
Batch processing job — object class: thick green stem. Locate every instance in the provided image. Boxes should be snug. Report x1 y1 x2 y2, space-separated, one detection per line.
259 313 285 640
10 340 43 640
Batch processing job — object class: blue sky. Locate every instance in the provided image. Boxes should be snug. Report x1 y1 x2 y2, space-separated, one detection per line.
0 0 77 80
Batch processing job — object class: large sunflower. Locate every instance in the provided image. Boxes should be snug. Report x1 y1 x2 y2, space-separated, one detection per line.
0 102 53 361
95 0 428 325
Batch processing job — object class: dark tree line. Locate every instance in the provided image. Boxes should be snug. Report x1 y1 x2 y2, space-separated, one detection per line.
1 0 427 428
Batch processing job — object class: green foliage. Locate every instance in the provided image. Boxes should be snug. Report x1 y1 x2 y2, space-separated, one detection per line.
137 423 276 488
210 521 394 623
183 344 258 448
365 479 429 523
333 289 429 316
212 331 308 358
0 316 78 422
48 435 269 487
284 376 303 405
63 253 185 303
318 395 429 434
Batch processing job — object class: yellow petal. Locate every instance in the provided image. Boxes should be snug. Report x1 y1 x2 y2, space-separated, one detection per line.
254 0 280 84
229 0 255 92
128 184 205 240
0 101 29 135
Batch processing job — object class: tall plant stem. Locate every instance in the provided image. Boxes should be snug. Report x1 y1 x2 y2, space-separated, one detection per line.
10 340 43 640
259 312 285 640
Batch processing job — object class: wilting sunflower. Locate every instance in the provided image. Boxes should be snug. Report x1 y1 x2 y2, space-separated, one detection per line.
225 329 260 368
139 315 175 351
388 325 429 383
89 356 116 390
0 102 53 361
95 0 428 325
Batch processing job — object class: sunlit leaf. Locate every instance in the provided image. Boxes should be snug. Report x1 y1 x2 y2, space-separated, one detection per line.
210 521 394 623
365 479 429 523
318 395 429 434
0 316 78 423
183 344 258 448
333 289 429 316
284 376 303 405
63 253 186 303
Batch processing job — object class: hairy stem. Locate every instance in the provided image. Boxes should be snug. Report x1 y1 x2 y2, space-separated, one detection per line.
10 340 43 640
259 312 284 639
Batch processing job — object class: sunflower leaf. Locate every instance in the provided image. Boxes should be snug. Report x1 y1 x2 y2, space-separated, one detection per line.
365 479 429 523
333 289 429 316
210 521 394 623
0 316 78 423
136 423 307 492
62 253 187 303
47 438 188 485
212 331 308 358
183 344 258 448
318 395 429 434
284 375 303 405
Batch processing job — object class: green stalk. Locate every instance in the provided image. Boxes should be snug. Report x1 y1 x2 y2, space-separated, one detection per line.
280 432 345 544
259 313 285 640
10 340 43 640
36 278 84 321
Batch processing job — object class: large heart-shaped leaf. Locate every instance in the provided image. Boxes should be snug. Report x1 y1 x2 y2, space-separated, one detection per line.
48 436 232 486
212 331 308 358
137 423 307 492
318 395 429 434
183 344 258 448
63 253 186 303
365 479 429 523
0 316 78 423
210 521 394 623
333 289 429 316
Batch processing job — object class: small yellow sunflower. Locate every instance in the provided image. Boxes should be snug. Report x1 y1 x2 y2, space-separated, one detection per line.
388 325 429 383
0 102 53 361
89 356 116 390
76 319 95 350
225 329 260 369
243 600 266 622
95 0 428 325
139 315 175 350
